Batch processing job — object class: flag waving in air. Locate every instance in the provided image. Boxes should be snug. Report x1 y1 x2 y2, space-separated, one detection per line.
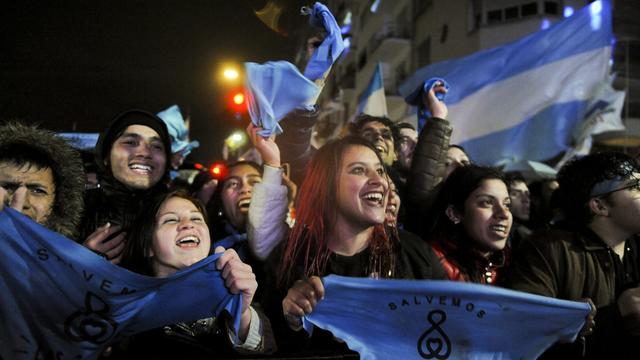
399 1 613 166
358 62 388 117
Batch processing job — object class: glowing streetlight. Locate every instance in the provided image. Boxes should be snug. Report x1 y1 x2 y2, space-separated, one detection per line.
225 131 247 150
223 68 239 80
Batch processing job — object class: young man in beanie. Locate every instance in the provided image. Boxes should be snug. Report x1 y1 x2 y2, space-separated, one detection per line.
79 109 172 264
0 122 85 239
507 152 640 359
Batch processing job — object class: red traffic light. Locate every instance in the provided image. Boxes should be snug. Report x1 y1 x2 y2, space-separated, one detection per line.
209 162 228 180
233 92 245 105
227 89 247 113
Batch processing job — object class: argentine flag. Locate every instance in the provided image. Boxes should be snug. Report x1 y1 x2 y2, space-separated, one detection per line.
399 1 613 166
358 62 388 117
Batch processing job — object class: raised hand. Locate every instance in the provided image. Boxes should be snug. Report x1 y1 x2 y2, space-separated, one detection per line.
423 82 448 119
246 123 281 168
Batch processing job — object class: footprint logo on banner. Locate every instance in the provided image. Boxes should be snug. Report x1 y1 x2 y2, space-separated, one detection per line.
417 309 452 359
64 292 118 345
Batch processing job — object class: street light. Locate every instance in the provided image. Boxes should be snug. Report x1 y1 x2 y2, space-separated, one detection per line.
225 131 247 150
223 68 239 80
219 63 242 85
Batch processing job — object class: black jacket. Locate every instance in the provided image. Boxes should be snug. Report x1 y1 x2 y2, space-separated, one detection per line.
78 110 170 241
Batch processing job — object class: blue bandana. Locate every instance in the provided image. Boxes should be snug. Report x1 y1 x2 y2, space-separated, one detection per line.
0 208 242 360
244 61 318 137
404 78 450 132
302 2 345 81
304 275 590 360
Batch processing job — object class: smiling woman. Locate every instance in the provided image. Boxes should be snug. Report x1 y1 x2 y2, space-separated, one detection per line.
119 190 275 357
426 165 513 284
266 136 445 355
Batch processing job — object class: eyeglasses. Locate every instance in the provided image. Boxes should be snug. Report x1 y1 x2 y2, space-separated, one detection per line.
593 179 640 198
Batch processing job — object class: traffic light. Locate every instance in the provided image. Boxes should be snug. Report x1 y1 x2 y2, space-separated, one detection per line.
227 89 247 114
209 162 228 180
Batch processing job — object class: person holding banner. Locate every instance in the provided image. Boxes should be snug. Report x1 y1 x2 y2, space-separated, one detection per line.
507 152 640 359
119 190 276 357
427 165 512 284
270 136 445 355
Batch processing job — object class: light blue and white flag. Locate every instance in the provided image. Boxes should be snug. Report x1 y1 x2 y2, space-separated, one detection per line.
57 133 100 150
0 208 242 360
244 2 344 138
303 2 345 82
399 1 613 166
304 275 591 360
555 77 626 169
357 62 388 117
157 104 200 156
245 61 319 137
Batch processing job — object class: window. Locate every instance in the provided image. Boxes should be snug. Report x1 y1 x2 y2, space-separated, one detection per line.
416 37 431 67
414 0 433 17
440 24 448 43
505 6 519 20
487 9 503 24
521 3 538 17
358 51 367 71
544 1 559 15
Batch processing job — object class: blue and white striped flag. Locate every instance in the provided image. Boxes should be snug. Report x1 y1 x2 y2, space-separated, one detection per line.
358 62 388 117
399 1 613 166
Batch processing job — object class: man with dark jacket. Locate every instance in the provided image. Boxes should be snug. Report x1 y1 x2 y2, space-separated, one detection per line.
0 122 85 239
79 109 172 263
507 152 640 359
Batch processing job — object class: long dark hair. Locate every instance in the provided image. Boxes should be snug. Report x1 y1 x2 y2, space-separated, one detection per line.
121 189 208 276
429 165 507 278
206 160 262 240
279 136 396 287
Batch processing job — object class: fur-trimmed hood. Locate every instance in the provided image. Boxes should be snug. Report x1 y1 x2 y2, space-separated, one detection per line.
0 122 85 239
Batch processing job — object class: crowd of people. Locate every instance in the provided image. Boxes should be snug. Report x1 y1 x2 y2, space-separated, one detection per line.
1 75 639 359
0 3 638 353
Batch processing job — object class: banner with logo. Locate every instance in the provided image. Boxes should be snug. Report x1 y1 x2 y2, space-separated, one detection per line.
304 275 591 360
0 208 242 360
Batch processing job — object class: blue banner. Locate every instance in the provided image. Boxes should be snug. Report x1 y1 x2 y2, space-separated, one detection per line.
0 208 242 360
304 275 591 360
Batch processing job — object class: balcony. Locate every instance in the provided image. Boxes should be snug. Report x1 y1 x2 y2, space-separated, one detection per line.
369 18 411 62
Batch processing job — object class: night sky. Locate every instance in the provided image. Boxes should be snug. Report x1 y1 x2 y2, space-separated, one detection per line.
0 0 309 163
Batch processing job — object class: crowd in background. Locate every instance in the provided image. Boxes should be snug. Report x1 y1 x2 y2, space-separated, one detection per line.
1 78 639 359
0 4 638 356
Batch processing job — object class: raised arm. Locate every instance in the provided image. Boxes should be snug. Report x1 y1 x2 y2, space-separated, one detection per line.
246 124 290 260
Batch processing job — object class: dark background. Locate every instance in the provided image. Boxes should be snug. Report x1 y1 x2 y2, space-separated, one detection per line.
0 0 310 163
